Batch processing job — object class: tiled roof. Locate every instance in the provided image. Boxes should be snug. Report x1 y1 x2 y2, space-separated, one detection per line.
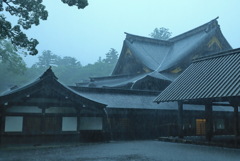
154 48 240 103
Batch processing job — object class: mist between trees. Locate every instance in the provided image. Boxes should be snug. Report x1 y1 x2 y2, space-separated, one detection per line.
0 26 171 93
0 47 119 93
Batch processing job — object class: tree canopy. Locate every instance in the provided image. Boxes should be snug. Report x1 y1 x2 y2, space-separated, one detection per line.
103 48 119 64
0 47 118 92
0 0 88 55
149 27 172 40
0 39 26 73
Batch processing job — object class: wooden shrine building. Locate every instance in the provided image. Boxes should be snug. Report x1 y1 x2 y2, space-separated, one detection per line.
0 18 237 144
0 68 110 144
78 17 232 91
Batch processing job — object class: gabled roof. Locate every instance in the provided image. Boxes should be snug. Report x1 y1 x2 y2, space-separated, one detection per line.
0 67 106 108
77 18 232 91
158 18 232 72
154 48 240 103
112 17 232 75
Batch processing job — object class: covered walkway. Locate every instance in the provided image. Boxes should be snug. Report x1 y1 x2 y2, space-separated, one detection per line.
155 48 240 146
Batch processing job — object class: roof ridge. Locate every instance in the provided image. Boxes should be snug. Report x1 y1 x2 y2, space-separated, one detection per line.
89 73 144 81
193 48 240 63
70 86 160 95
169 17 219 42
124 32 172 45
39 66 58 80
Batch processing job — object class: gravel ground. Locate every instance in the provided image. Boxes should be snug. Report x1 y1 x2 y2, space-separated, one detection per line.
0 140 240 161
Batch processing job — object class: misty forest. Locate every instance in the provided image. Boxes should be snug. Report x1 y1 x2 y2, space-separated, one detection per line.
0 45 118 92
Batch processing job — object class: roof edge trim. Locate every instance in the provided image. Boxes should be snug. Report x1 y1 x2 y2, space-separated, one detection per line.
124 32 172 46
169 17 219 42
193 48 240 63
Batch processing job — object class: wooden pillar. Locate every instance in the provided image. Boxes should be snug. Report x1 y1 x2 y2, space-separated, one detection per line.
233 105 239 147
76 108 81 142
233 105 239 136
102 108 111 141
40 106 45 134
178 101 184 138
205 104 213 142
0 106 6 144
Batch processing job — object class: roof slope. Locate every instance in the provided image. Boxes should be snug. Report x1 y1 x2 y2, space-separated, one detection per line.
77 18 232 91
0 68 106 107
70 87 232 111
77 72 173 90
124 33 172 71
112 18 232 76
154 48 240 103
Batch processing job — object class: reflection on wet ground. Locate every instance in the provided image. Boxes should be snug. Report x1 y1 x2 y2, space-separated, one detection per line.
0 140 240 161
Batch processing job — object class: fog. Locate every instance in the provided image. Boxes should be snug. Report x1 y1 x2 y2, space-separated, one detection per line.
23 0 240 66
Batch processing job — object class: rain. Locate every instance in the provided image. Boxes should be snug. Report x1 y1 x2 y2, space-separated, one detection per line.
0 0 240 161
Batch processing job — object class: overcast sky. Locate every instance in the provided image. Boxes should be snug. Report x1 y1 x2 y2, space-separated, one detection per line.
23 0 240 66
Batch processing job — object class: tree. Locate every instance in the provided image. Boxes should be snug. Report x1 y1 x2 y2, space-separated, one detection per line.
35 50 60 68
61 0 88 8
0 0 88 55
149 27 172 40
0 39 26 73
103 48 119 64
57 56 82 67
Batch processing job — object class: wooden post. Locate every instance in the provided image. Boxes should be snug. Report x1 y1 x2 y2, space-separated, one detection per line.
0 106 6 144
40 106 45 135
178 101 184 138
233 105 239 136
76 108 81 142
205 104 213 142
233 105 239 147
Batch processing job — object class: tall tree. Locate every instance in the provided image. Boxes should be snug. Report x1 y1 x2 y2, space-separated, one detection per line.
103 48 119 64
0 0 88 55
149 27 172 40
36 50 60 68
57 56 82 67
0 39 26 73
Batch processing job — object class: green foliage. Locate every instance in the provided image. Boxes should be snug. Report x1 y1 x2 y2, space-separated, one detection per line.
57 56 82 67
0 47 118 92
149 27 172 40
0 0 48 55
0 39 26 73
0 0 88 55
35 50 60 68
103 48 118 64
0 63 29 93
61 0 88 9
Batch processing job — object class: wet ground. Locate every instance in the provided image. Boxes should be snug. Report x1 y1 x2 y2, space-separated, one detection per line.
0 140 240 161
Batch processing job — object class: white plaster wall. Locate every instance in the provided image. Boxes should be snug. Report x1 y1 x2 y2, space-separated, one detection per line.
62 117 77 131
5 116 23 132
80 117 102 130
